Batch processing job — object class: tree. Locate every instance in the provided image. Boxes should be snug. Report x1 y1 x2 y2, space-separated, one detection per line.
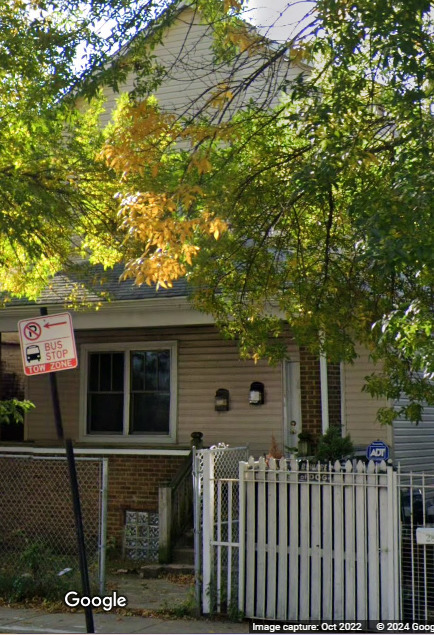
4 0 432 424
0 0 177 299
100 0 434 424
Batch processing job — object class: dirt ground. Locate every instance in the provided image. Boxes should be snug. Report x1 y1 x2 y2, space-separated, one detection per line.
106 572 195 613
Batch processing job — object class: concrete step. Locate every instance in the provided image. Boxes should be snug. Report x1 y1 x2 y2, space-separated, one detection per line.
175 528 194 548
171 546 194 565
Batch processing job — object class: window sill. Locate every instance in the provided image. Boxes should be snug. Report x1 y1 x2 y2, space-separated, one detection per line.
0 444 190 456
79 434 176 445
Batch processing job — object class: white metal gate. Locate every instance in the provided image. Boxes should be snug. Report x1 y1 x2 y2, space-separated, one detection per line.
193 446 249 612
399 470 434 621
198 454 434 621
199 455 401 620
238 457 400 620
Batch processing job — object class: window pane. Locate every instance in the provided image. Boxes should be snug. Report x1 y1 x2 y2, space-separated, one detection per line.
99 353 112 391
158 350 170 391
87 352 125 434
112 353 124 391
145 352 158 390
87 394 123 433
131 352 145 391
130 393 170 434
88 354 99 392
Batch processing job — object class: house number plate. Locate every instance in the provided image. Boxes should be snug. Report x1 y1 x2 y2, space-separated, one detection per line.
416 527 434 545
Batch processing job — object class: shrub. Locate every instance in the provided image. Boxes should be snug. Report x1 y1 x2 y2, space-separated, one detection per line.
315 426 354 463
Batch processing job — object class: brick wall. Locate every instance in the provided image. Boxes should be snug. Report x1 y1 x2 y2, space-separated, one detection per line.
106 455 186 545
327 363 342 428
299 348 322 440
299 348 342 442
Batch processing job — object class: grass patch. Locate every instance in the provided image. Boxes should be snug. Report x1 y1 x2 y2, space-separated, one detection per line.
0 541 98 603
158 583 198 618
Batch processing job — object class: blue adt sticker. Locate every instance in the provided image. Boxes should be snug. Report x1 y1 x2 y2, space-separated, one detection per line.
366 440 390 462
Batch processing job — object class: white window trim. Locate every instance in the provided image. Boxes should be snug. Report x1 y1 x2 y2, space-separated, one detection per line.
79 341 177 444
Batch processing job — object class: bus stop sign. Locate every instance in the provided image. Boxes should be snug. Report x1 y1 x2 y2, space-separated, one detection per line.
18 312 77 376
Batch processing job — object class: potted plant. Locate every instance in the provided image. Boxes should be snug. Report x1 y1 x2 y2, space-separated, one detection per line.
297 431 314 457
266 434 283 463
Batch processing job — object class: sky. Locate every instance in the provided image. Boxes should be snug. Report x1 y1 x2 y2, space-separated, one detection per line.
243 0 315 42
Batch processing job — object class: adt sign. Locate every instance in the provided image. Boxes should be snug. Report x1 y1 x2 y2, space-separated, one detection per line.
366 440 390 463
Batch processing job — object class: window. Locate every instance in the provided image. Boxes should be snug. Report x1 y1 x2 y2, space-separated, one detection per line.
81 342 177 442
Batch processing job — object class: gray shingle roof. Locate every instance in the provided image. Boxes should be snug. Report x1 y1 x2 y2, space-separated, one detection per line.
2 264 189 307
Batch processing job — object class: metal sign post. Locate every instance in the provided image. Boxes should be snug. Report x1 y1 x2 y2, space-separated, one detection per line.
19 308 94 633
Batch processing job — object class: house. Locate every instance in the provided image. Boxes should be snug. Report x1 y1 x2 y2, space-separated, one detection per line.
0 4 433 557
1 264 433 550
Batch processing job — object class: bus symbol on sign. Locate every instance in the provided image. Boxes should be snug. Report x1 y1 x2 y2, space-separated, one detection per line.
366 440 390 463
26 345 41 362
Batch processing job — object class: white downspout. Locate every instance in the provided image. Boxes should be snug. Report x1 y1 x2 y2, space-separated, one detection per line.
320 351 329 434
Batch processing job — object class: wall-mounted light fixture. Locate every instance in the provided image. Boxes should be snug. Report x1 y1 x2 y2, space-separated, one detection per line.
215 388 230 412
249 381 265 405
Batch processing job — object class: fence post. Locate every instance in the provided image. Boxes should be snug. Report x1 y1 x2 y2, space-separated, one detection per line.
266 458 278 619
355 461 367 620
387 465 400 618
159 486 172 563
99 458 108 595
202 451 215 613
277 457 289 620
192 448 201 611
245 456 257 617
378 461 390 617
238 460 247 614
256 456 267 617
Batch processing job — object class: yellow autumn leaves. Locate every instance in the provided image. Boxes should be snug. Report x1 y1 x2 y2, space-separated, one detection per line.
117 192 227 288
100 97 228 289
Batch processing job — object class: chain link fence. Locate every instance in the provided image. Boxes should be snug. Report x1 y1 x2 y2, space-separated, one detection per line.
0 454 107 599
193 446 249 612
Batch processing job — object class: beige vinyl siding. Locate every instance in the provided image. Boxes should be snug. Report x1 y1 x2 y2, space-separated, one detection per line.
342 345 392 449
98 7 304 127
98 9 216 126
176 330 295 455
25 325 297 456
24 360 81 443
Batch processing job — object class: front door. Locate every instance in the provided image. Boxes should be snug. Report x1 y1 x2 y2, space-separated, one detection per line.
284 360 302 452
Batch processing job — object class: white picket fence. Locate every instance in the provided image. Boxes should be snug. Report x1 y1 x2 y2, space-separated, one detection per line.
200 454 401 620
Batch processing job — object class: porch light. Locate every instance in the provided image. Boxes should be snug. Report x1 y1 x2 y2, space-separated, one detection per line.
249 381 265 405
215 388 230 412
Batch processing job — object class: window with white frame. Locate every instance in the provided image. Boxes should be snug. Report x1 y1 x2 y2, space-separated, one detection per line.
81 342 177 441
